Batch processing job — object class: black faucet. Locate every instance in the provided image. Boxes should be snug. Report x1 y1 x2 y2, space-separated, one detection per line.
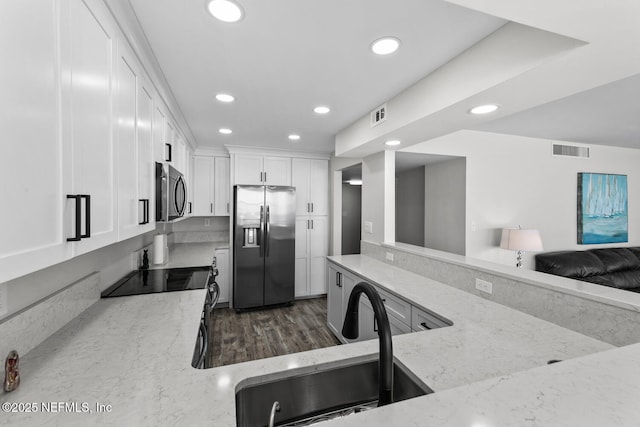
341 282 393 406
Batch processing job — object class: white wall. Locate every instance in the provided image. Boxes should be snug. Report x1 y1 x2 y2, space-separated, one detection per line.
362 151 395 244
396 167 425 246
406 130 640 268
425 158 466 255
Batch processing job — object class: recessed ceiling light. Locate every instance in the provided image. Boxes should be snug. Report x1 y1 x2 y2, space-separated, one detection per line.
216 93 235 103
206 0 244 23
313 106 330 114
288 134 301 141
219 128 232 134
385 140 401 146
470 104 500 115
347 179 363 186
370 37 401 55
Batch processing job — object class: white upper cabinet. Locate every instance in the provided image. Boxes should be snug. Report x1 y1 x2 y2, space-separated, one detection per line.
292 158 328 216
0 0 71 283
214 157 230 216
234 154 291 186
193 156 214 215
137 77 155 233
152 104 166 164
62 0 118 256
116 42 139 241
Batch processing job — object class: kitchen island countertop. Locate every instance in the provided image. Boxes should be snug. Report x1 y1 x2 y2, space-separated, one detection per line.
3 255 639 426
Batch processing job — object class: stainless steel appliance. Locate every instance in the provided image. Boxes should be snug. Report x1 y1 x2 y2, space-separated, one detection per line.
233 185 295 310
156 162 187 221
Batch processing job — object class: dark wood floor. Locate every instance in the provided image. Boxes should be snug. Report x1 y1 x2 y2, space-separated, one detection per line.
207 297 341 368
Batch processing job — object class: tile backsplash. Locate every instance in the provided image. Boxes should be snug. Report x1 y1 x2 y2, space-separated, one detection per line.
171 217 230 243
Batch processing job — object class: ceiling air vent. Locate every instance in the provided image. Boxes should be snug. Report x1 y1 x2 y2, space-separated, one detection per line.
370 103 387 127
552 143 590 158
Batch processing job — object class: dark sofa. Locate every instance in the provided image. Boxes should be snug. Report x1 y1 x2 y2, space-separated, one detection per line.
535 247 640 292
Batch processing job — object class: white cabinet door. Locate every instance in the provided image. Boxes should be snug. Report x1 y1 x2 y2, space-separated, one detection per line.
214 157 230 216
116 42 139 241
309 217 328 295
137 78 155 233
193 156 214 215
152 104 166 164
165 121 175 164
64 0 117 256
215 248 229 304
0 0 71 283
294 219 310 297
308 159 329 216
327 264 343 336
263 156 291 185
292 158 310 215
234 154 263 185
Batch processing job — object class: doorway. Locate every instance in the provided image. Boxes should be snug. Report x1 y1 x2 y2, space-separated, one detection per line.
341 164 362 255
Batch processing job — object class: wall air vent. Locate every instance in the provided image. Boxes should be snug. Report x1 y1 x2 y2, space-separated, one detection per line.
552 143 590 158
370 103 387 127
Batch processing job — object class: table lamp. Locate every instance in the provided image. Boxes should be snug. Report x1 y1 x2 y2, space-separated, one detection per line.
500 227 543 268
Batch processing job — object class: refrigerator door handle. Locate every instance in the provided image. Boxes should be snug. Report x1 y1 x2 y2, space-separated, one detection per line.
265 205 271 256
260 205 265 257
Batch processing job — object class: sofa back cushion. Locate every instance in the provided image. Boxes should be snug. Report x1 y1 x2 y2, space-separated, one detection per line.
589 248 640 273
535 251 605 278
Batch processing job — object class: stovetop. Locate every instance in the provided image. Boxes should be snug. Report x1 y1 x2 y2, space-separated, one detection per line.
101 266 211 298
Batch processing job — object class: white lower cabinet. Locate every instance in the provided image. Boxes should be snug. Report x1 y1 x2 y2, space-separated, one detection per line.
215 248 229 304
327 264 357 341
327 261 451 344
295 217 328 297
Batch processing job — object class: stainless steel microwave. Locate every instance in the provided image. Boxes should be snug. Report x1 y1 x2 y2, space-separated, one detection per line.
156 162 187 221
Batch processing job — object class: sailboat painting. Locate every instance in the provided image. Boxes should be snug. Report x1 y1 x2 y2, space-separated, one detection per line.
577 173 628 244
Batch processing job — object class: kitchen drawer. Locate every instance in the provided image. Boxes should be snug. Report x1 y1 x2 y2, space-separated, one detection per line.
411 306 452 332
376 287 412 327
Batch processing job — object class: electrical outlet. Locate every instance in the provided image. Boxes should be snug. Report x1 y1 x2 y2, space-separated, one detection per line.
364 221 373 234
386 252 394 261
204 219 211 227
0 283 7 317
475 278 493 294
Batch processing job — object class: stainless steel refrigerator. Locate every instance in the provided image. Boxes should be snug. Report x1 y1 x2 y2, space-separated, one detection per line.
233 185 295 310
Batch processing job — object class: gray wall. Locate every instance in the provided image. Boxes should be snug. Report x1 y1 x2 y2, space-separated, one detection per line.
396 167 426 246
425 158 466 255
341 184 362 254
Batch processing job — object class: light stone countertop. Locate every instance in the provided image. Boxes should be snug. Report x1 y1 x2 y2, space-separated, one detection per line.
2 254 635 426
148 241 229 270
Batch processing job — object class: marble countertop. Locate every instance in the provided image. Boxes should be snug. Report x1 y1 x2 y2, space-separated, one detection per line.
148 241 229 270
3 254 637 426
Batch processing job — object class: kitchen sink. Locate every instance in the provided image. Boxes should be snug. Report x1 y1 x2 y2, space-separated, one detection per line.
235 355 433 427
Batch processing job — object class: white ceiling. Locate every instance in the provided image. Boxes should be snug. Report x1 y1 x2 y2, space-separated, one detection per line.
127 0 505 153
474 73 640 149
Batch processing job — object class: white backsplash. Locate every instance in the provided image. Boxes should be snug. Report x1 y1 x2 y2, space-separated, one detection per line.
0 273 100 365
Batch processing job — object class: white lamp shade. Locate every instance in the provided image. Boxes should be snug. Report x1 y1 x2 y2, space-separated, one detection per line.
500 228 543 252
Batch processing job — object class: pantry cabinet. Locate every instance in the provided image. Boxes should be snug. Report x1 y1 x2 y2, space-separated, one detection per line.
295 217 328 297
292 158 329 216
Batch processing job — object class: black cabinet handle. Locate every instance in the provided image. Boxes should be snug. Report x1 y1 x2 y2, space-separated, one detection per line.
139 199 150 225
67 194 90 240
67 195 81 242
336 271 342 288
165 143 172 162
188 202 192 214
80 194 91 238
420 322 433 330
